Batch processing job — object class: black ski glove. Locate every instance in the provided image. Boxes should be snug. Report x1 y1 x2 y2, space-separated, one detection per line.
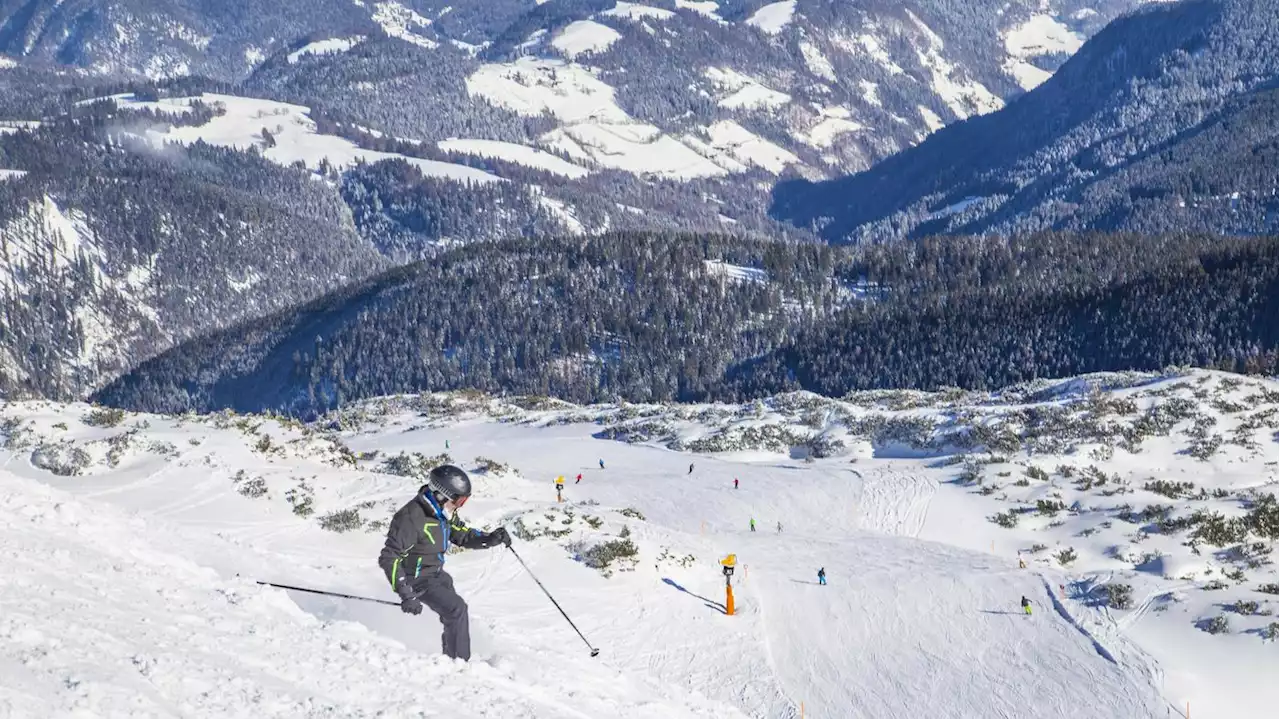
400 595 423 615
488 527 512 548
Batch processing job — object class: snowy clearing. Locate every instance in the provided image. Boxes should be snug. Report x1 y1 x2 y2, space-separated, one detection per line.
372 1 438 49
688 120 799 173
0 56 16 69
287 36 365 64
551 20 623 58
2 371 1274 718
745 0 796 35
109 93 499 183
1002 14 1085 90
905 10 1004 120
674 0 723 21
704 260 768 283
703 67 791 110
601 2 676 21
439 138 590 178
0 169 26 181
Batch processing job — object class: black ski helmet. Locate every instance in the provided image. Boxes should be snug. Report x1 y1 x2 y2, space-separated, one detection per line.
426 464 472 505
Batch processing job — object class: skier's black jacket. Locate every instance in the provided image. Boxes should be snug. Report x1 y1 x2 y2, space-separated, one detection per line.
378 485 501 592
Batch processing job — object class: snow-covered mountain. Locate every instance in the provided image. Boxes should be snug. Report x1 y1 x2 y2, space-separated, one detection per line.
770 0 1279 240
3 368 1276 717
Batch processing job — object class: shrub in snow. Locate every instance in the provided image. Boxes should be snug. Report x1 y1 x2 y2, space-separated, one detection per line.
1144 479 1196 499
570 537 639 576
31 444 92 476
1025 466 1050 482
1055 547 1078 566
1103 583 1134 610
1191 512 1249 547
619 507 645 520
990 510 1019 528
1197 615 1230 634
286 484 315 517
1243 493 1278 541
1203 579 1229 591
83 407 127 428
473 456 510 474
319 508 363 533
1258 583 1279 595
1036 499 1067 517
1187 435 1222 461
1263 622 1279 640
1231 600 1262 615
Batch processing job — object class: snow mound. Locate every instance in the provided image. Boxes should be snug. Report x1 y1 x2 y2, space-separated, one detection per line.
551 20 623 58
287 36 364 64
601 2 676 21
745 1 796 34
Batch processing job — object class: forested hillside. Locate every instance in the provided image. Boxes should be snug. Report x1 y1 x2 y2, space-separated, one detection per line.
95 230 1277 417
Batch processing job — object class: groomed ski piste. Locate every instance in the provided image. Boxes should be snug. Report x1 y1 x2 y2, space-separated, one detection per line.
1 369 1276 718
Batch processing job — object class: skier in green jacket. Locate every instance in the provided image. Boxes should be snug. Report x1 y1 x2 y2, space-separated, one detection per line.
378 465 511 661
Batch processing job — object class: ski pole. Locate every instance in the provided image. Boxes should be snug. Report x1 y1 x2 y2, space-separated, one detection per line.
252 580 400 606
507 546 600 657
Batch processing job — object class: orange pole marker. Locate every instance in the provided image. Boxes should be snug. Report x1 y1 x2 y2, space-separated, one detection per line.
726 585 735 615
800 701 805 718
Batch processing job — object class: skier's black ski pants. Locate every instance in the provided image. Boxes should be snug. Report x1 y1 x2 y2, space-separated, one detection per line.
410 570 471 660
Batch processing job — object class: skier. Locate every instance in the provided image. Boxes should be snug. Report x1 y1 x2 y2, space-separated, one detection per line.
688 462 694 475
749 518 756 532
576 473 583 484
1018 556 1027 569
378 465 511 662
1021 596 1032 616
599 459 605 469
776 521 782 533
733 478 739 489
817 568 826 586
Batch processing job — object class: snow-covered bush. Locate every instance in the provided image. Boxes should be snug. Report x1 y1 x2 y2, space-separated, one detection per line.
570 537 639 576
319 509 363 533
31 444 92 476
1231 600 1262 615
1036 499 1067 517
990 510 1019 528
1198 615 1230 634
1263 622 1279 641
619 507 645 520
83 407 127 428
1055 547 1078 566
1103 583 1134 610
473 456 510 474
1144 479 1196 499
1258 583 1279 595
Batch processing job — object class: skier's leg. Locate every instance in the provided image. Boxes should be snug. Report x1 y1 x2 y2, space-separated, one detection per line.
419 571 471 660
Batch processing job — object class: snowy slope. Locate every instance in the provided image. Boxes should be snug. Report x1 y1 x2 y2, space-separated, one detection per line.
2 368 1274 718
103 93 500 182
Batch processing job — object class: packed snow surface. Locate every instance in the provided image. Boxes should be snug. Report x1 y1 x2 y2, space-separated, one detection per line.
107 93 499 183
551 20 623 58
286 36 364 64
745 0 796 34
1 369 1275 718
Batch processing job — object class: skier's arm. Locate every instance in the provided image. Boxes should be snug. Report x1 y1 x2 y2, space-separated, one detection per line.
449 518 509 549
378 510 419 590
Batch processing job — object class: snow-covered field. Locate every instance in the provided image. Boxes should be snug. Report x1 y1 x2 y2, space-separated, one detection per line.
1002 14 1085 90
100 93 500 183
1 369 1275 718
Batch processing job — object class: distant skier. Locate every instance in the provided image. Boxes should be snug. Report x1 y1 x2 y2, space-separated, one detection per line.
445 439 450 450
733 478 739 489
749 518 756 532
1021 596 1032 616
817 568 826 586
599 459 605 469
776 521 782 533
576 473 583 484
378 465 511 662
688 462 695 475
